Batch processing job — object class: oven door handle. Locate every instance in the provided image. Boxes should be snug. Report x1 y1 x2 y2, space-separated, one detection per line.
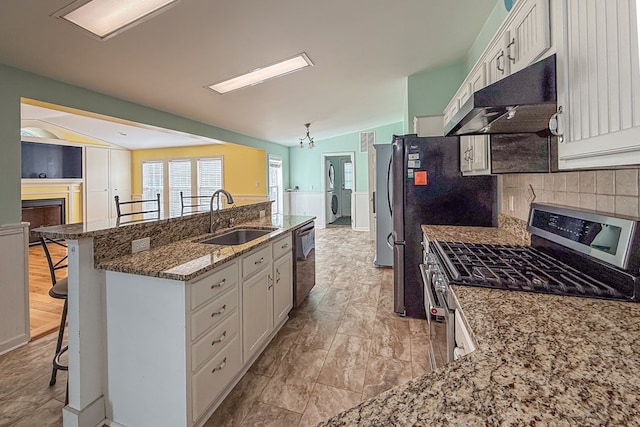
420 264 446 317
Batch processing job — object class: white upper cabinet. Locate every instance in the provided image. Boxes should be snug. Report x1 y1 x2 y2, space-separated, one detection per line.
442 0 551 175
507 0 551 74
556 0 640 169
485 34 510 85
460 135 491 176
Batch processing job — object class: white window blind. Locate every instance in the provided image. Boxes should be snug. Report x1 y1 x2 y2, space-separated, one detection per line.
343 161 353 190
169 160 191 216
198 158 223 208
142 161 163 216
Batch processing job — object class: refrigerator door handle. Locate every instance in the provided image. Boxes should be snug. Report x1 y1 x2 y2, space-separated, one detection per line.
372 191 376 214
386 232 393 249
386 156 392 216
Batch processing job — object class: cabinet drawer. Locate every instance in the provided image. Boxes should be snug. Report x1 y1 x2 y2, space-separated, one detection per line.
272 234 292 260
191 288 238 340
242 245 272 279
191 335 241 422
190 261 239 310
192 309 239 372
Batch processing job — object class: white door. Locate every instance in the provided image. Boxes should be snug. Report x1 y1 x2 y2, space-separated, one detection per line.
268 155 283 214
85 146 110 222
273 254 293 326
109 149 131 218
340 158 352 217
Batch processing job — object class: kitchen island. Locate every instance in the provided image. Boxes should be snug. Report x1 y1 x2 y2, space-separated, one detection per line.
32 201 314 427
319 225 640 426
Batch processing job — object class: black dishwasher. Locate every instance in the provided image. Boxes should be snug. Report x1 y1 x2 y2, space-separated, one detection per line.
293 221 316 307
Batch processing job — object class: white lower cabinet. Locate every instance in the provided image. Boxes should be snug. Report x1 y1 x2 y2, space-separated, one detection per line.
272 233 293 328
242 267 273 362
104 232 295 427
242 233 293 363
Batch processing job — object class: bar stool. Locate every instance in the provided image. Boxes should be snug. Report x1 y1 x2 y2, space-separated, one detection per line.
39 236 69 388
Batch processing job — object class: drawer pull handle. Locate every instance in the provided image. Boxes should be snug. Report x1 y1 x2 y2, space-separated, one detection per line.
212 358 227 373
211 278 226 289
276 268 281 283
211 305 226 317
255 257 264 265
268 274 273 290
212 331 227 345
281 243 289 249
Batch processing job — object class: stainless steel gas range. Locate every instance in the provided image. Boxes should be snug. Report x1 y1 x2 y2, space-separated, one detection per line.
421 202 640 370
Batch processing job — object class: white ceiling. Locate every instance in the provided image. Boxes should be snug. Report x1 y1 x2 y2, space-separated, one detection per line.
0 0 498 147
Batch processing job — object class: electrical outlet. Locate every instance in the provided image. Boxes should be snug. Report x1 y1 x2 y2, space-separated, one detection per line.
259 210 266 218
509 196 515 212
132 237 150 253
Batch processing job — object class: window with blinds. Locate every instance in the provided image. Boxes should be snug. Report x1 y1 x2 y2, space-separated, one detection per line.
198 158 223 209
142 161 164 216
343 161 353 190
141 157 223 216
169 160 191 216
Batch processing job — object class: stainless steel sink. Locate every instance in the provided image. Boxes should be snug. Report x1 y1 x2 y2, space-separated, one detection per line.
199 228 273 246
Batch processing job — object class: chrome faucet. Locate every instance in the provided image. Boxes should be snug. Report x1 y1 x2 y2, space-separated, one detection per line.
210 189 235 233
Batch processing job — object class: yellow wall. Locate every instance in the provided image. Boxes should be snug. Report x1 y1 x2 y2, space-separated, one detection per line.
130 143 266 196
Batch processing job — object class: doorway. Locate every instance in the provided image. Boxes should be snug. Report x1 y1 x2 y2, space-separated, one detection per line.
268 155 284 214
321 152 355 227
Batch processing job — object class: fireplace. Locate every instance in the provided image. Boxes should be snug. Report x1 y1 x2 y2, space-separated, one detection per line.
22 198 66 244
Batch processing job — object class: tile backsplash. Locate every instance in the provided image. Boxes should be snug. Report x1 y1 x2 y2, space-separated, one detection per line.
500 169 640 221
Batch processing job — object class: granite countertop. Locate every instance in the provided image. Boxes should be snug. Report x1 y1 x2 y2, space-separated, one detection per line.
319 226 640 426
98 215 314 281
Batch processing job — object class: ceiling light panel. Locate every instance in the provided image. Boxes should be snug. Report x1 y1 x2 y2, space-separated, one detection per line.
208 53 314 94
56 0 179 39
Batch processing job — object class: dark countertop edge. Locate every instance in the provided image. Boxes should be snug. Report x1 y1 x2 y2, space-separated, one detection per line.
98 216 315 282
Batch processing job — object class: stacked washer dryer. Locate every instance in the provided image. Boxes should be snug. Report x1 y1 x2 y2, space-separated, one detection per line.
326 161 338 223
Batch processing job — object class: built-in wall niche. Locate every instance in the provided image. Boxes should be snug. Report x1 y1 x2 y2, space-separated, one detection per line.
22 198 65 244
21 141 82 179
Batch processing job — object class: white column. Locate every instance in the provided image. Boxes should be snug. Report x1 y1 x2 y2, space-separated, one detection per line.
62 237 106 427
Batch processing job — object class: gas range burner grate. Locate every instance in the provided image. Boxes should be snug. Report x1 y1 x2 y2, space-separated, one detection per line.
433 241 625 300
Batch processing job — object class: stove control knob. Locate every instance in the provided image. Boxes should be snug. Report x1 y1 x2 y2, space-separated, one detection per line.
434 274 447 291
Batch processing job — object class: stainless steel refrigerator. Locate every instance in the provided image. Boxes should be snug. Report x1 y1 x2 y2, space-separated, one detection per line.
392 134 496 317
373 144 393 267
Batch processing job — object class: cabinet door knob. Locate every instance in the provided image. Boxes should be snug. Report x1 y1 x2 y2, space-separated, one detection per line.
211 278 226 289
212 357 227 373
506 38 516 63
211 304 226 317
549 106 565 143
496 51 505 73
211 331 227 345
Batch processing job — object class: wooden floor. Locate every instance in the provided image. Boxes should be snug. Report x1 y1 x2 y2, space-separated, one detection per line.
28 242 66 341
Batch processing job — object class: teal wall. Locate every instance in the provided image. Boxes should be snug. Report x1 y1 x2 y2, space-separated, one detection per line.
0 64 290 225
406 0 509 123
289 121 403 193
465 1 509 73
407 60 466 124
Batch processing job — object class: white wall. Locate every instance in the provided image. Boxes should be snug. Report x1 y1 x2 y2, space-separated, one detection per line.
0 223 30 355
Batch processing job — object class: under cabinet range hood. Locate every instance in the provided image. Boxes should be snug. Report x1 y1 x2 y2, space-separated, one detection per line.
444 55 557 136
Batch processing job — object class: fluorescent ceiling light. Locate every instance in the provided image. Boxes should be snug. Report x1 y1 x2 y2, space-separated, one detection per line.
208 53 314 94
55 0 179 40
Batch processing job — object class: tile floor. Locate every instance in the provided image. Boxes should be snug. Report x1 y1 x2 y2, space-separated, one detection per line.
0 227 430 426
207 227 431 426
